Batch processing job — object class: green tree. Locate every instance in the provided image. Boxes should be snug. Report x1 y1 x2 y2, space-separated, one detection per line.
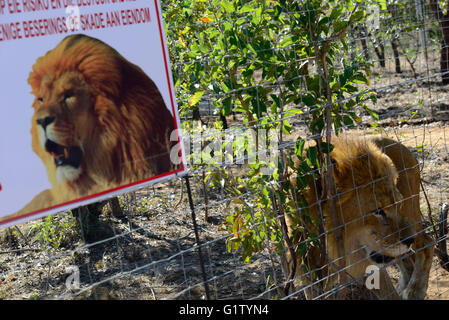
162 0 377 297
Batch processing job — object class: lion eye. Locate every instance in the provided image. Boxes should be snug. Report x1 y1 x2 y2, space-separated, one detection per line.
374 208 386 218
64 91 74 100
37 97 43 102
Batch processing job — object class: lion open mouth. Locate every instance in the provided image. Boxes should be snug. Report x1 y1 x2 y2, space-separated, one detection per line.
45 139 83 168
369 251 395 264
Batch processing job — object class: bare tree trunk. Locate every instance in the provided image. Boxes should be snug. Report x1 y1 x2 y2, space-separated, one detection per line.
372 40 386 68
429 0 449 84
391 38 402 73
358 26 370 61
360 36 370 61
319 49 348 300
386 3 402 74
219 108 228 129
441 19 449 84
109 197 122 217
192 106 201 120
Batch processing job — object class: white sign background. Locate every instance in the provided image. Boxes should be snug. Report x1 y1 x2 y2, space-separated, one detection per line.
0 0 186 226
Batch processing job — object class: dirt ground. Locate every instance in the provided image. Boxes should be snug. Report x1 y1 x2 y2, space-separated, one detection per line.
1 47 449 300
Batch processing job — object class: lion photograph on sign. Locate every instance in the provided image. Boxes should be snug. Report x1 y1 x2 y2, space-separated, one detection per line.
15 34 179 216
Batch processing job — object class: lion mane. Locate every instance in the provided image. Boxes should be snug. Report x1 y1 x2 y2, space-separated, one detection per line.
284 135 434 300
15 34 178 215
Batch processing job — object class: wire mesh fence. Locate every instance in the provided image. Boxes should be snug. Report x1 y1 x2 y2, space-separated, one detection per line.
1 0 449 300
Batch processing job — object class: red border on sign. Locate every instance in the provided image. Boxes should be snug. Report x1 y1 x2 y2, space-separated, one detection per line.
1 0 185 226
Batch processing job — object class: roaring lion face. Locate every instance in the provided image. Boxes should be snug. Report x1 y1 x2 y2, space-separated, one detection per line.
31 71 95 185
27 34 177 203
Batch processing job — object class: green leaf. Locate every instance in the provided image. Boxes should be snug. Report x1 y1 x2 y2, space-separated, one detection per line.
320 142 334 154
296 175 308 190
343 114 355 127
352 73 369 85
295 138 305 157
280 36 293 48
343 84 358 93
285 108 303 117
363 105 379 120
190 42 200 54
302 95 316 107
222 97 232 115
318 16 330 27
252 6 263 24
333 20 347 33
241 4 253 13
350 9 365 22
349 111 362 123
282 120 292 135
343 99 356 110
221 0 234 13
376 0 387 11
310 116 325 133
306 146 319 168
329 6 344 20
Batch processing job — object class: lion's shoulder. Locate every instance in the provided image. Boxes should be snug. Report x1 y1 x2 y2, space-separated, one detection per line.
368 135 420 197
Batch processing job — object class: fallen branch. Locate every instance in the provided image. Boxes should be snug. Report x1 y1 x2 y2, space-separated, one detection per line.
0 248 41 254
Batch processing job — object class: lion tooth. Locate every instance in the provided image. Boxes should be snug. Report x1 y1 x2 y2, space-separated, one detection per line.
64 147 69 159
56 155 64 166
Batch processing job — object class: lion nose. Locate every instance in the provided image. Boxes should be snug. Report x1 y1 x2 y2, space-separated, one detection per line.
36 116 55 130
401 236 415 247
